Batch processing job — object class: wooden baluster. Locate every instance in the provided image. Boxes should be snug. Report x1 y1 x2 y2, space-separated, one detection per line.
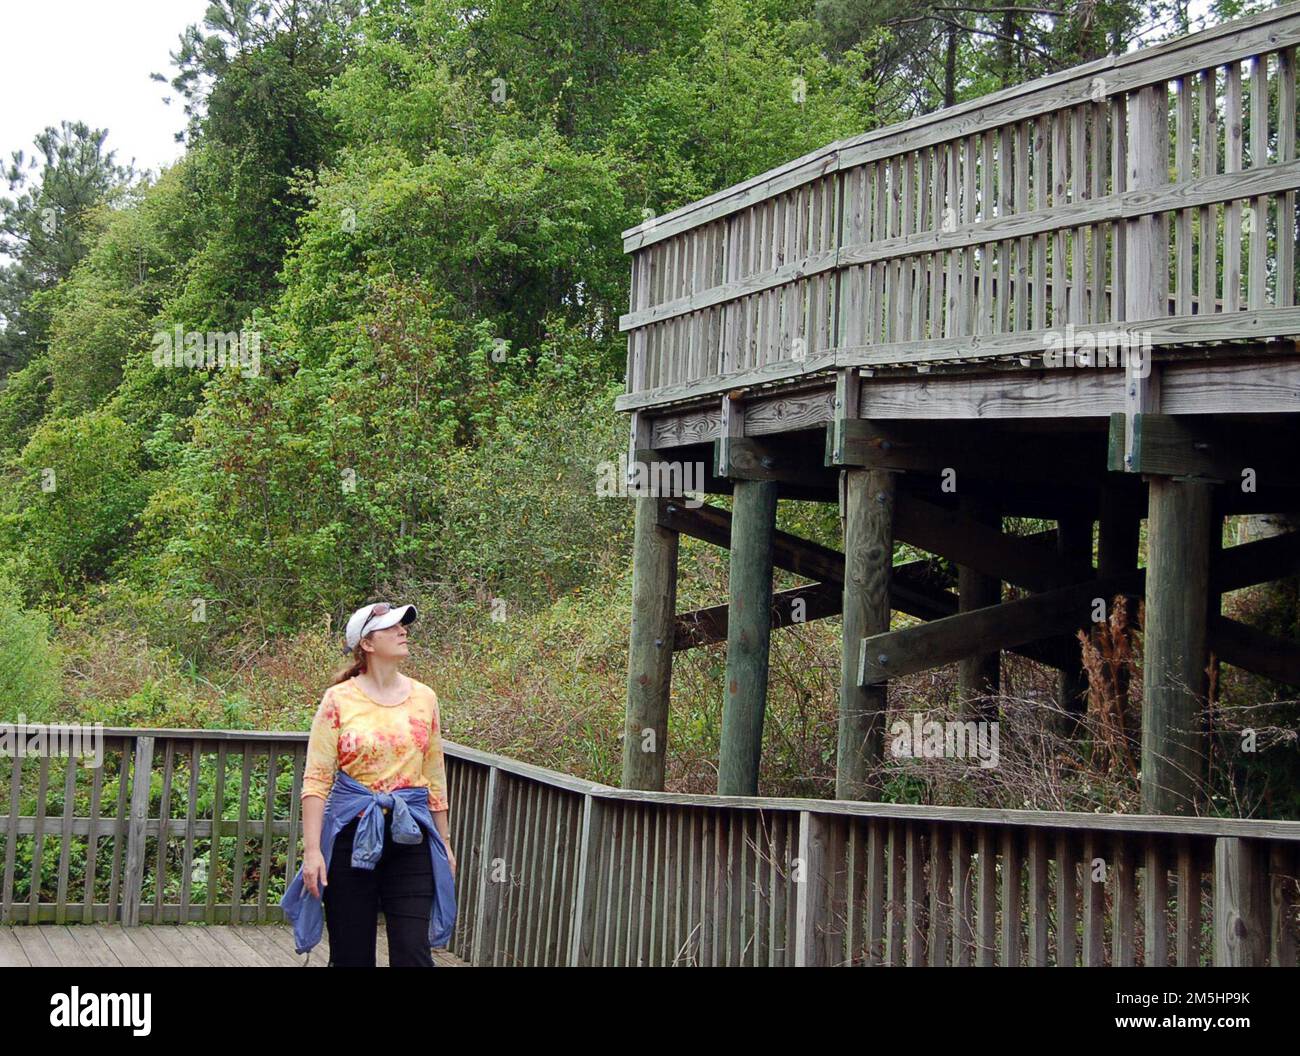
1145 836 1170 966
1225 61 1244 312
1248 52 1269 309
1056 831 1079 966
1279 48 1296 307
928 822 951 965
1027 830 1049 966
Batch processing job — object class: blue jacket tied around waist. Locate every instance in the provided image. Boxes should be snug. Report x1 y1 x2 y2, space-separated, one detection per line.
280 770 457 956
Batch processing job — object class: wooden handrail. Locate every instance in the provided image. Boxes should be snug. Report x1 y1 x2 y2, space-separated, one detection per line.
622 2 1300 248
1 726 1297 964
618 3 1300 413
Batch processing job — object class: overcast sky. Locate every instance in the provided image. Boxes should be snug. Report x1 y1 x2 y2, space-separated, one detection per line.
0 0 1226 183
0 0 211 178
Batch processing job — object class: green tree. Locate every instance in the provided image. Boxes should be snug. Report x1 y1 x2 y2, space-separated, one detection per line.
0 121 134 375
153 0 360 320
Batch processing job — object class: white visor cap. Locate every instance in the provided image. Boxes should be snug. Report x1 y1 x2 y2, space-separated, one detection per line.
343 602 417 652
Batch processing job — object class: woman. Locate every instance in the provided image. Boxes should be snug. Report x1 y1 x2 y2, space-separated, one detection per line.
282 601 457 966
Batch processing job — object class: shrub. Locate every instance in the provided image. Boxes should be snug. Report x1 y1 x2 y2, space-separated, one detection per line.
0 573 61 721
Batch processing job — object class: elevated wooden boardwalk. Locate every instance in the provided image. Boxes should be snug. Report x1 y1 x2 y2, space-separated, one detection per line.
0 924 467 967
615 4 1300 819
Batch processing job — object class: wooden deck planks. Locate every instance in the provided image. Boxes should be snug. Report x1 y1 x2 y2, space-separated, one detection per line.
0 926 469 967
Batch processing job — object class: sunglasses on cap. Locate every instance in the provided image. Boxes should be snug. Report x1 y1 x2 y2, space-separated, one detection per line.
358 602 393 636
342 601 418 654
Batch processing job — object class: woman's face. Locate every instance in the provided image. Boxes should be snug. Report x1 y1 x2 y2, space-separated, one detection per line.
363 621 410 661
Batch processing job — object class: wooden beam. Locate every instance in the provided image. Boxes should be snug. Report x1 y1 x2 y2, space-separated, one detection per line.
622 497 679 792
672 560 954 648
859 572 1142 685
660 496 934 598
660 512 1076 665
661 498 1083 666
626 411 651 487
659 495 1065 600
1109 413 1300 483
670 564 1078 669
1214 529 1300 592
719 390 744 469
894 495 1072 591
718 480 778 797
674 582 840 649
657 499 844 584
1142 478 1213 816
830 418 1107 487
639 356 1300 442
1219 488 1300 516
716 435 838 489
634 444 834 503
1208 615 1300 685
629 447 709 498
666 502 1300 665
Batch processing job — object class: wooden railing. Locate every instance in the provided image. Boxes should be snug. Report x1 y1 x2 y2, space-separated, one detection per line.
2 726 1298 965
618 3 1300 412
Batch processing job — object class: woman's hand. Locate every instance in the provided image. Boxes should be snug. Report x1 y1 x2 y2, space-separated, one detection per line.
446 845 457 879
303 848 328 898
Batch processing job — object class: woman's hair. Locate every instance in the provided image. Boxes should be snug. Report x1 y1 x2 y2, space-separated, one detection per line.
329 640 369 687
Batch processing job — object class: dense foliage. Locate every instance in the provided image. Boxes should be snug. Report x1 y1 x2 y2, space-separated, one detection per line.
2 0 1293 811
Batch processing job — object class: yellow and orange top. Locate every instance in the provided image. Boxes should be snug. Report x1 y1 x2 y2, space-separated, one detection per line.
301 676 449 814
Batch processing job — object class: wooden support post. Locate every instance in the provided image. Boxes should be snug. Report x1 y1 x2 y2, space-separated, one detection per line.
1213 837 1269 966
957 496 1000 718
622 495 679 791
1056 513 1094 721
1141 477 1213 815
838 468 894 800
718 478 778 797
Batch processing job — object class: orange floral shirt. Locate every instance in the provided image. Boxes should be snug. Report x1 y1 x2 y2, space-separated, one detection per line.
301 677 449 815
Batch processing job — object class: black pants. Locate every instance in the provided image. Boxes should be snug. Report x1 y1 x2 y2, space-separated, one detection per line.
322 812 435 967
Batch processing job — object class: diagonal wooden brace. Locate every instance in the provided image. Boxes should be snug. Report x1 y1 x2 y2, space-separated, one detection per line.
859 572 1145 686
